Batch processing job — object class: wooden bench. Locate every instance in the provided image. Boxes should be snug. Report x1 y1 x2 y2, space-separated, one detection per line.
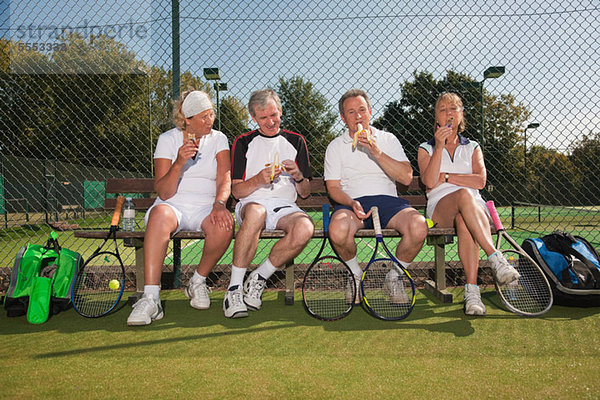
74 177 474 305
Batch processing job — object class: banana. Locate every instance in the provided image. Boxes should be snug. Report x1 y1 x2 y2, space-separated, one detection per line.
353 123 371 148
270 152 279 182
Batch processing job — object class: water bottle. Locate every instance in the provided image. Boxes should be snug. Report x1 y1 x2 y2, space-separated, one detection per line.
122 197 135 247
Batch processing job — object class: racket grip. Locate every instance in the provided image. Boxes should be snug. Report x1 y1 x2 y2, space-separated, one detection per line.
485 200 504 231
111 196 126 227
371 206 382 235
322 203 330 233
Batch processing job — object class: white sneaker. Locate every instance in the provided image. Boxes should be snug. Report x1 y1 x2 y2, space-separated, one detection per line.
345 275 362 304
185 279 212 310
490 252 520 285
384 268 409 304
244 271 267 310
223 285 248 318
464 284 486 316
127 294 164 326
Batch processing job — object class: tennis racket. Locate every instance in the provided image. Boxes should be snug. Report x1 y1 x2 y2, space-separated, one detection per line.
302 204 356 321
361 206 416 320
72 196 126 318
486 201 553 316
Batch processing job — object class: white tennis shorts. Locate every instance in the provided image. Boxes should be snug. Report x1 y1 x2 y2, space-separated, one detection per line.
235 198 304 230
144 199 213 233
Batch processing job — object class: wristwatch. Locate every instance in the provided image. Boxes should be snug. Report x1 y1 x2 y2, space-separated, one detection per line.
445 173 449 183
214 200 226 206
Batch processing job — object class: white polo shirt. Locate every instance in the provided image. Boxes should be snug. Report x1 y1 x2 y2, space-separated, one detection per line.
419 135 486 217
153 127 229 206
324 126 409 199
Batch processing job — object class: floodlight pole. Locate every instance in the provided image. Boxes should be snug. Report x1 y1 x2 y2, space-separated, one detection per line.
480 66 505 148
523 122 540 183
203 68 227 131
214 82 228 131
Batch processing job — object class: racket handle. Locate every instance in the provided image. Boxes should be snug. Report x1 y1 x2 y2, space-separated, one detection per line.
486 200 504 231
111 196 126 227
371 206 382 236
322 203 330 233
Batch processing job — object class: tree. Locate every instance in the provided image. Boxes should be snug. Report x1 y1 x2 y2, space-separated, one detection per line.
569 132 600 204
374 70 530 204
527 146 580 205
277 76 337 176
0 36 248 175
219 96 249 143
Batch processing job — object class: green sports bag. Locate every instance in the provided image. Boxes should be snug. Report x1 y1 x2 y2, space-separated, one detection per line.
4 231 83 322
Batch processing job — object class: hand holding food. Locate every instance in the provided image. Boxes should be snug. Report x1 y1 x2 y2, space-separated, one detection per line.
352 123 372 149
188 132 198 157
270 152 279 183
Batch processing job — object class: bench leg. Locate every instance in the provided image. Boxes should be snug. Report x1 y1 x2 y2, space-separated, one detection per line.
173 238 182 289
128 240 145 305
285 260 294 305
424 237 453 303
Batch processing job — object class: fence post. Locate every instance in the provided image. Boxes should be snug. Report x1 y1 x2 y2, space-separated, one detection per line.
172 0 180 100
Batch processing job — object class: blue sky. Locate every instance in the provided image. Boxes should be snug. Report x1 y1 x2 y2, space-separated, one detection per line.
3 0 599 151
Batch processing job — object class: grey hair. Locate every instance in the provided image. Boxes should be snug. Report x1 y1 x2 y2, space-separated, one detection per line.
248 88 282 117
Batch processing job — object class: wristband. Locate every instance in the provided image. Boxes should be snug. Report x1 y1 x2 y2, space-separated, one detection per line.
214 200 226 206
294 177 305 183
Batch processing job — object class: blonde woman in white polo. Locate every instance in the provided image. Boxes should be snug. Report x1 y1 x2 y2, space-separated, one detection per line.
127 90 234 326
418 92 519 316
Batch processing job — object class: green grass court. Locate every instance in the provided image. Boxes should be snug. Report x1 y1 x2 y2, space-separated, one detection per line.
1 205 599 398
1 289 599 399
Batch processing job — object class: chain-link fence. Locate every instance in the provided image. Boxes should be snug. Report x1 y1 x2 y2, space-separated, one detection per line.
1 1 598 294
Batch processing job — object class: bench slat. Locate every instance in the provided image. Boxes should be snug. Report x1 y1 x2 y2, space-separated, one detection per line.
106 178 154 193
74 227 472 240
105 197 155 210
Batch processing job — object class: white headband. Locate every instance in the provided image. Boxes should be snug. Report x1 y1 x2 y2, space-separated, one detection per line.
182 91 213 118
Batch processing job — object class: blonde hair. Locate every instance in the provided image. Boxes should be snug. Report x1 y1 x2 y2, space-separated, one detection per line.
435 92 465 133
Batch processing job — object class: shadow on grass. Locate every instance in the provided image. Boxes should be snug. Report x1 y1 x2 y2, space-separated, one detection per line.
480 290 600 321
3 288 598 359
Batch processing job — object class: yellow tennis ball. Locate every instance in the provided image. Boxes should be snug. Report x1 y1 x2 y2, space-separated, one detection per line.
426 218 434 228
109 279 120 290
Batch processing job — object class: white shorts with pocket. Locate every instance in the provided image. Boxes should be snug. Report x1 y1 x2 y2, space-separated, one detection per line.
235 198 305 230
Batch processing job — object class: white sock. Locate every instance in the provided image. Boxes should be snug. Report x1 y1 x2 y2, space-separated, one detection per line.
254 258 278 280
345 257 363 278
191 270 207 284
228 265 247 289
143 285 160 300
488 251 501 260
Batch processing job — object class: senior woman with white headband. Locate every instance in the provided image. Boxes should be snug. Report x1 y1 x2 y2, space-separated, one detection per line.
127 89 234 326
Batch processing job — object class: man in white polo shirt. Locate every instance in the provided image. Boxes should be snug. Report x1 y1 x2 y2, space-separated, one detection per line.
324 88 428 303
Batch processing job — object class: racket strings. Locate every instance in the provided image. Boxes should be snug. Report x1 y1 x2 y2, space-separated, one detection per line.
72 252 124 317
361 259 415 320
498 251 552 315
302 256 354 320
